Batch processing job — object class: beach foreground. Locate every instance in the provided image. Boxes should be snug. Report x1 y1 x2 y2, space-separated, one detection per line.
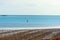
0 29 60 40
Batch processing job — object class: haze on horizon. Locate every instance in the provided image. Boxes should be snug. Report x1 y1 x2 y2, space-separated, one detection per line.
0 0 60 15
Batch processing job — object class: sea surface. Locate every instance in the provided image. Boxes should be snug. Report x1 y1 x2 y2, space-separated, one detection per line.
0 15 60 28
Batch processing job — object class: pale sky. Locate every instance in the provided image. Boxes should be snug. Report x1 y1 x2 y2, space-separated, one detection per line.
0 0 60 15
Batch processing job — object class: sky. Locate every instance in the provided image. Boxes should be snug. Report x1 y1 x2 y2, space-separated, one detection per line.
0 0 60 15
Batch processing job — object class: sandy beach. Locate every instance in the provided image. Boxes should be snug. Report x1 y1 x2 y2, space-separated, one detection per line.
0 29 60 40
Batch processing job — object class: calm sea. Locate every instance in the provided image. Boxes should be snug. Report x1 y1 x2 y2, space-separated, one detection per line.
0 15 60 28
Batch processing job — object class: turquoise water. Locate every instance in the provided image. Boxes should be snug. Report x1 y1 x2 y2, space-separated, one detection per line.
0 15 60 28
